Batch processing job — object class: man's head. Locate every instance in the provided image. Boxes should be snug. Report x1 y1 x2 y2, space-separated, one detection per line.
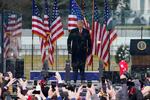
77 20 83 29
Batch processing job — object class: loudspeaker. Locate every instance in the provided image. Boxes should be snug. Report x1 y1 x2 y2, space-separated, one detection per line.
6 58 15 76
15 59 24 78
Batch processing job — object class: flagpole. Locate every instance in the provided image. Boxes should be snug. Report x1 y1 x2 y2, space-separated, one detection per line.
81 0 84 16
32 33 34 70
91 0 94 71
55 42 58 70
105 19 111 71
69 0 72 14
104 0 111 71
81 0 89 71
106 21 111 71
108 4 111 72
1 10 4 73
108 31 111 71
32 0 34 70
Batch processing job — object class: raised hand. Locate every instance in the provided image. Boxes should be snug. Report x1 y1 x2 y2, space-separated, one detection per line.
48 86 55 98
55 72 63 83
6 78 16 87
18 78 27 90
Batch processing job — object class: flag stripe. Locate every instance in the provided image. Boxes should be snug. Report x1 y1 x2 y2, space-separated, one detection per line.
32 0 47 39
99 0 117 64
4 14 22 58
40 39 46 64
68 0 83 30
50 0 64 44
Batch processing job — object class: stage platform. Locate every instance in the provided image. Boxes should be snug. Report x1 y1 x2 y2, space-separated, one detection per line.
30 70 120 83
30 70 100 81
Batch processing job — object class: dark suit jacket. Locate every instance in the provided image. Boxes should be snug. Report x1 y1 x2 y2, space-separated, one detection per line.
67 28 91 66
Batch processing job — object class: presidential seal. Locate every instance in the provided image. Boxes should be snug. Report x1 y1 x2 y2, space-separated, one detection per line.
137 41 147 51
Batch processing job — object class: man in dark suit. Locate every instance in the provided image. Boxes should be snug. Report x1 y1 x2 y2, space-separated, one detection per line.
67 20 92 83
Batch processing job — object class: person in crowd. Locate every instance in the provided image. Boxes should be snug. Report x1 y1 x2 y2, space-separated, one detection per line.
127 79 143 100
142 85 150 100
142 72 150 100
1 72 16 100
0 73 3 98
67 20 92 83
116 74 129 100
144 72 150 86
0 71 149 100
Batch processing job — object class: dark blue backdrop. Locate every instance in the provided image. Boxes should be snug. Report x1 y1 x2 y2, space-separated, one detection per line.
30 71 100 81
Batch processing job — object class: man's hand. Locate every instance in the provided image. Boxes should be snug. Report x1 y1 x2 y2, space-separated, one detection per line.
6 78 16 87
18 78 27 90
17 87 27 100
55 86 60 97
86 90 91 100
68 90 77 99
88 84 96 95
48 86 55 98
142 86 150 96
8 71 13 79
107 85 116 100
76 85 83 99
55 72 63 83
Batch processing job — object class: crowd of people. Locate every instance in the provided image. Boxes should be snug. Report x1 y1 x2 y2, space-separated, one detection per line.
0 71 149 100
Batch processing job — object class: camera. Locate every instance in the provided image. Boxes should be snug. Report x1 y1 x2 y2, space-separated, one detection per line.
82 88 87 93
32 90 40 94
58 83 66 88
80 92 86 97
34 80 38 86
101 77 105 84
51 81 58 91
87 80 92 88
79 85 87 97
82 85 86 88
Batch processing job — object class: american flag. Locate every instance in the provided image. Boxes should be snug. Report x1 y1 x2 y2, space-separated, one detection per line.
43 0 50 34
40 39 46 64
104 0 117 45
68 0 83 30
43 0 54 65
81 0 90 31
4 14 22 58
13 16 22 37
48 37 54 66
92 1 101 56
101 0 117 64
92 1 102 61
40 0 49 64
6 14 22 37
50 0 64 44
32 0 47 39
3 23 10 59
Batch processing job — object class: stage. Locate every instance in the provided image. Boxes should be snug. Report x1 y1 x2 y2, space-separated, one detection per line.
30 70 100 80
30 70 120 83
